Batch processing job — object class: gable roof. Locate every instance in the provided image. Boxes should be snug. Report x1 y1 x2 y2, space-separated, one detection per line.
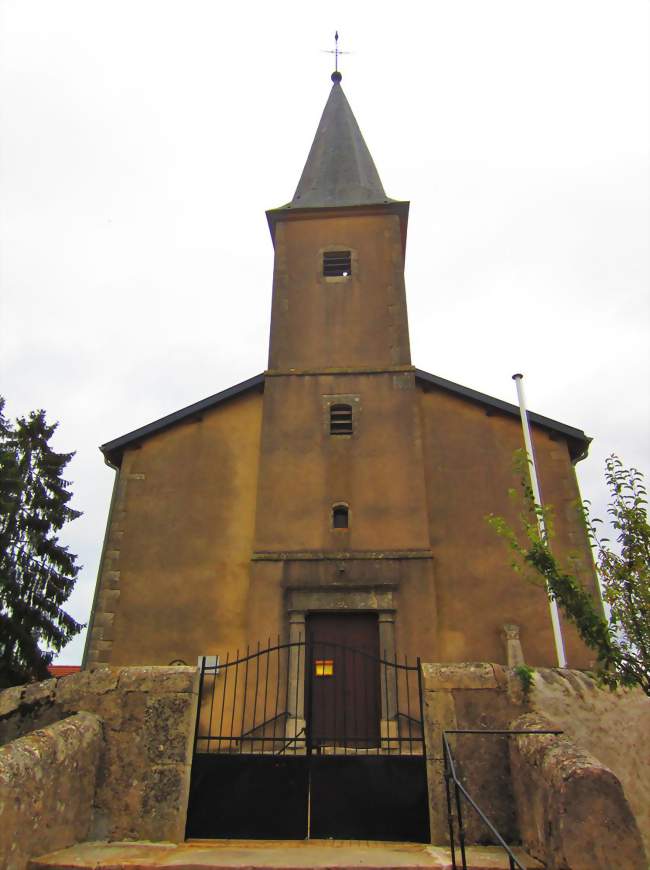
100 374 264 468
414 369 591 461
100 369 590 468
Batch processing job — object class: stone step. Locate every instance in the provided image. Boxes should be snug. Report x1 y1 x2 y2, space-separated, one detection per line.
30 839 543 870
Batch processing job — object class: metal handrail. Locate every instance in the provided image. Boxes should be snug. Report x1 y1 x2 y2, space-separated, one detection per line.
442 728 563 870
276 726 306 755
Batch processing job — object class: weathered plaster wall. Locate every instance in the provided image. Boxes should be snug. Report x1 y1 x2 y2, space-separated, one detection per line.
86 389 263 667
268 213 411 371
249 367 438 661
529 668 650 862
418 385 599 669
0 711 102 870
0 666 198 851
254 372 431 554
252 208 439 662
510 711 646 870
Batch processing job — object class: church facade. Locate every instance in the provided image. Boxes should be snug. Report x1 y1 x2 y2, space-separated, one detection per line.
83 73 600 677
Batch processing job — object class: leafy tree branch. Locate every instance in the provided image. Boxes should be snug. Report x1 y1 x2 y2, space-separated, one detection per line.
487 450 649 696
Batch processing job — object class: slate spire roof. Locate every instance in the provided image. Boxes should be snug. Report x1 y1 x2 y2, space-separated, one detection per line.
289 72 391 209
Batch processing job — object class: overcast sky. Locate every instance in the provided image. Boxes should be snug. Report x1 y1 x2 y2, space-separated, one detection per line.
1 1 648 664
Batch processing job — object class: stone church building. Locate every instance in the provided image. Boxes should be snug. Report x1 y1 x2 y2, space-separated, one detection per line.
83 71 599 677
2 72 647 870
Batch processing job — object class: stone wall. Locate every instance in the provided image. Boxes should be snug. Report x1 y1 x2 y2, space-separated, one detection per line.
510 711 646 870
0 666 199 855
529 668 650 862
421 661 649 868
422 662 521 845
0 712 102 870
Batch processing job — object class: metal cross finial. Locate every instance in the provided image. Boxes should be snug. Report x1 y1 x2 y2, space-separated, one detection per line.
322 31 351 79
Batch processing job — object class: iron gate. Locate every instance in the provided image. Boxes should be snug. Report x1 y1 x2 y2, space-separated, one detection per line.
185 638 430 841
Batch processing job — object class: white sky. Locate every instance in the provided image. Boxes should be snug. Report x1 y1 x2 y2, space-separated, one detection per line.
1 1 648 664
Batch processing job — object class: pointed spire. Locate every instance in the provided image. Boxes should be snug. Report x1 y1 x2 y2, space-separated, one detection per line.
289 74 391 209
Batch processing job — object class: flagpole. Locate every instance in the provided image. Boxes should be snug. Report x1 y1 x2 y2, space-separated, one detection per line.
512 373 567 668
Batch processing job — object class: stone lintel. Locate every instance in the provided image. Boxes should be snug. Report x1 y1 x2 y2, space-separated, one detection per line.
287 587 396 614
281 554 406 592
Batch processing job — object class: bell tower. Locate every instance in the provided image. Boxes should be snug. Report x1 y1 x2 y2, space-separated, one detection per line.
249 72 437 662
266 73 411 373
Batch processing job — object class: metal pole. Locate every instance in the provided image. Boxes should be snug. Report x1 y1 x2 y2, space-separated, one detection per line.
512 373 567 668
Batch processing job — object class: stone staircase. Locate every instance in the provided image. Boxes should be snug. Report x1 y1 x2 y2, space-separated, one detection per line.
29 840 542 870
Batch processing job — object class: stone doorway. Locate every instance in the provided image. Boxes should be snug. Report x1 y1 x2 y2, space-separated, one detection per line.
285 584 397 745
307 612 381 748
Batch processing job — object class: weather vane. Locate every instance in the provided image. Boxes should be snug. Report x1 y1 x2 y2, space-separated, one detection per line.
322 31 351 75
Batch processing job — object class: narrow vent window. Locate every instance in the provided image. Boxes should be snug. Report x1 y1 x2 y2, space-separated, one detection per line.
332 505 349 529
323 250 352 277
330 403 353 435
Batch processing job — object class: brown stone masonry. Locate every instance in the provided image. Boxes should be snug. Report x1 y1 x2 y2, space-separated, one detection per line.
511 711 646 870
0 712 102 870
0 665 198 869
421 662 649 868
84 463 141 667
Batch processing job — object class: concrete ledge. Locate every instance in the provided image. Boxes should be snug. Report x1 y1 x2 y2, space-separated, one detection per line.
117 666 198 694
253 549 433 561
29 840 543 869
265 364 416 376
421 662 499 691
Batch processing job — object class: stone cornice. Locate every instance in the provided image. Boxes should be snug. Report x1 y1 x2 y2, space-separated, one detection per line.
265 365 415 378
252 549 432 562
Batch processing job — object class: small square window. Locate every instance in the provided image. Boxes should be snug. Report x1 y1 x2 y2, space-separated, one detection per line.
323 250 352 278
315 659 334 677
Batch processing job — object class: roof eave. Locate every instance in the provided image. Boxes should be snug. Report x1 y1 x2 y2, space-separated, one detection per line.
414 369 592 463
100 373 265 469
99 366 592 470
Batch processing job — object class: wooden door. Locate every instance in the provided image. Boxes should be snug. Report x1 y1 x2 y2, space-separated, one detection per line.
307 613 380 749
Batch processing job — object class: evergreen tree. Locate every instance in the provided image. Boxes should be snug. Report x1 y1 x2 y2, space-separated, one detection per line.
0 397 83 687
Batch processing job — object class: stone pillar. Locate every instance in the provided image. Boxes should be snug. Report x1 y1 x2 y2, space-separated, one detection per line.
502 623 525 667
286 611 306 752
379 610 398 747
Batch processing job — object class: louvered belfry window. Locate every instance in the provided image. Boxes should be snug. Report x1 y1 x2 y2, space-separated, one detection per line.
330 403 353 435
323 250 352 277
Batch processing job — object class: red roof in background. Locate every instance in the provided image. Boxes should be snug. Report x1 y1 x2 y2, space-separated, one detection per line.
48 665 81 677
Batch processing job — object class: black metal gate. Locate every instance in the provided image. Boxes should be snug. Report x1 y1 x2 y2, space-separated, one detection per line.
185 639 430 842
